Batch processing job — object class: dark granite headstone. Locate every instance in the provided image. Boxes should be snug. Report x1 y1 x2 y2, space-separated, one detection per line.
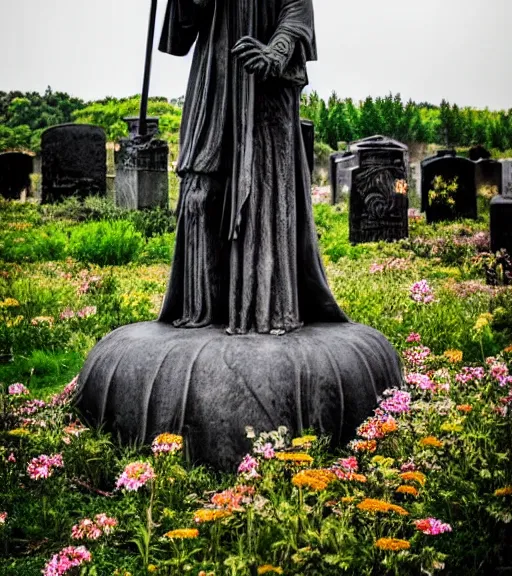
0 152 34 200
475 159 502 195
421 150 477 223
300 119 315 179
490 183 512 266
41 124 107 204
347 136 409 244
115 118 169 210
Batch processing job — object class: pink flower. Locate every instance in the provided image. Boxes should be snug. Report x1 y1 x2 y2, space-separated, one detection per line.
94 513 118 535
238 454 260 479
380 389 411 413
455 367 485 385
337 456 359 472
59 308 75 321
7 453 16 463
17 399 46 415
369 263 385 274
403 346 431 368
116 462 155 491
254 443 275 460
406 333 421 343
43 546 92 576
414 517 452 535
77 306 97 319
0 512 7 524
8 383 29 396
27 454 64 481
50 377 79 406
410 280 435 304
405 372 435 392
71 515 117 540
401 461 417 472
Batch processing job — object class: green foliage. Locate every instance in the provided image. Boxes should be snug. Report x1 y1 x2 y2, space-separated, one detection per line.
69 221 144 266
428 175 459 210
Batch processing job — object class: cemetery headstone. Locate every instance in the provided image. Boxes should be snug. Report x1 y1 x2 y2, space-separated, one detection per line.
115 117 169 210
41 124 107 204
475 159 502 196
490 181 512 278
330 151 358 204
421 150 477 223
300 119 315 179
500 159 512 196
0 152 34 200
347 135 409 244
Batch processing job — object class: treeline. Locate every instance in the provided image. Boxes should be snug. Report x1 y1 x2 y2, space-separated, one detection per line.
300 92 512 152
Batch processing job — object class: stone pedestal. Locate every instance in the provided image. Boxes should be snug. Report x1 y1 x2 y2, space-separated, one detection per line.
115 125 169 210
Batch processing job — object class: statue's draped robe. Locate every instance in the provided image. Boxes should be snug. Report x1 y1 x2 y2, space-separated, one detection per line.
159 0 348 333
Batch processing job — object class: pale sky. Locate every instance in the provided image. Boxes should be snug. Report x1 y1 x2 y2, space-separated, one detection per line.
1 0 511 110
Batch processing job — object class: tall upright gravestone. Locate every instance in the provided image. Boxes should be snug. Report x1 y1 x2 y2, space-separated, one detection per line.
421 150 477 223
346 136 409 244
0 152 34 200
330 151 358 204
41 124 107 204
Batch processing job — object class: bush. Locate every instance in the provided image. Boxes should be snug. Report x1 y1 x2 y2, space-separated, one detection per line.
69 221 143 265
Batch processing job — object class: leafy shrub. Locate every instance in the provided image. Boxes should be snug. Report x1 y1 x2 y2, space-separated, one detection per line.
69 221 143 265
0 226 67 263
138 233 175 264
129 208 176 239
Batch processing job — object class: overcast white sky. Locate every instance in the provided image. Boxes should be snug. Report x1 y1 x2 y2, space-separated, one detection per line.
1 0 511 109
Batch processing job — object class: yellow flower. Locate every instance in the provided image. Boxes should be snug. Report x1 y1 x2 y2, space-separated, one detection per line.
444 349 463 363
419 436 444 448
258 566 283 575
147 565 158 573
357 499 408 516
292 469 337 491
6 315 24 328
396 485 419 497
164 528 199 539
494 486 512 497
0 298 20 308
375 538 411 551
473 313 493 333
341 497 356 504
153 433 183 449
275 452 314 465
372 456 395 468
292 435 317 447
8 428 31 437
193 509 232 523
440 422 463 434
399 471 426 486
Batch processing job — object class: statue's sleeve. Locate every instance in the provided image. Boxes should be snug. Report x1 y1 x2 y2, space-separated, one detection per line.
267 0 317 83
158 0 200 57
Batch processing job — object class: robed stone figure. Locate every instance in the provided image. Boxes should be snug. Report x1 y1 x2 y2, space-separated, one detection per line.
158 0 348 334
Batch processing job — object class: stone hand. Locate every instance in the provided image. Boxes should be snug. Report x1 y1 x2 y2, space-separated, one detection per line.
232 36 280 80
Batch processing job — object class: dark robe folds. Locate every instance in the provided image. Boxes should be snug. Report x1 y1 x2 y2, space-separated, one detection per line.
158 0 348 333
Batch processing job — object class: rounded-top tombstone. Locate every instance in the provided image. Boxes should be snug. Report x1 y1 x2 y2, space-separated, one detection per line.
347 135 409 244
0 152 34 200
421 150 477 223
41 124 107 204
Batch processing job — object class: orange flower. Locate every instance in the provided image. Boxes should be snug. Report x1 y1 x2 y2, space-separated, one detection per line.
352 440 377 453
375 537 411 551
396 485 419 497
381 420 398 434
193 509 232 523
341 497 355 504
456 404 473 413
275 452 314 465
400 471 426 486
444 349 463 363
419 436 444 448
292 469 336 491
503 345 512 354
357 499 408 516
494 486 512 497
164 529 199 539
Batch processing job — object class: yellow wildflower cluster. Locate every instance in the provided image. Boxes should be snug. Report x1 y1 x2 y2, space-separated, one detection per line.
494 486 512 497
193 509 232 523
473 313 493 333
396 485 419 497
154 433 183 449
440 422 463 434
0 298 20 308
6 315 23 328
375 537 411 551
275 452 314 465
399 471 426 486
292 469 337 491
257 566 284 575
444 349 463 363
164 528 199 539
419 436 444 448
357 499 408 516
8 428 31 437
291 435 317 447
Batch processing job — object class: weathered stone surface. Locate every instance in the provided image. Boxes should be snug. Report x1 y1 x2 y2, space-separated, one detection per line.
330 151 358 204
347 136 409 244
41 124 107 204
475 159 502 195
421 150 477 223
300 119 315 179
77 321 403 470
501 159 512 196
0 152 34 200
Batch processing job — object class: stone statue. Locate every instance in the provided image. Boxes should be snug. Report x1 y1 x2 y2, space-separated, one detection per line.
76 0 403 470
158 0 347 334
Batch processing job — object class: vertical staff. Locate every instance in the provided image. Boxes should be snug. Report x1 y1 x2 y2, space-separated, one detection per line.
139 0 159 136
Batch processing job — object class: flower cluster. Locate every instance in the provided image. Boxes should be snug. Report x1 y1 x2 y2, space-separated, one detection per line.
27 454 64 480
380 389 411 414
210 485 255 511
414 517 452 535
405 372 435 392
357 498 409 516
71 514 117 540
116 462 155 491
455 367 485 385
194 509 232 523
292 469 337 491
275 452 314 465
238 454 260 479
410 280 435 304
43 546 92 576
0 512 7 524
8 383 29 396
165 528 199 539
151 433 183 455
356 410 398 440
403 346 432 368
375 537 411 551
